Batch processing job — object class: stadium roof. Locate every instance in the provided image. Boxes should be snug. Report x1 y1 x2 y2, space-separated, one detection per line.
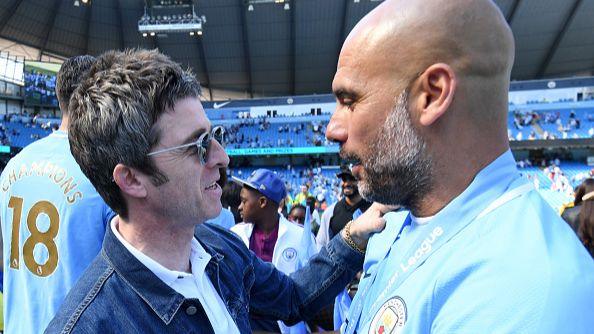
1 0 593 98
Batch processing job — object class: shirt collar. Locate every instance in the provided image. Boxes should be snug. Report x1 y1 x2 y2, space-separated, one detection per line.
110 217 210 286
410 214 434 225
367 150 523 273
102 218 185 325
188 237 212 279
102 220 229 325
429 149 524 225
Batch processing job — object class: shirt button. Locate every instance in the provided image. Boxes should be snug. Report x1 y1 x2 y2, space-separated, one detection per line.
186 305 198 316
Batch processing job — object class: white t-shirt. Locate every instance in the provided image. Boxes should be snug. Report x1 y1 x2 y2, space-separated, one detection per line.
111 218 240 334
410 214 434 225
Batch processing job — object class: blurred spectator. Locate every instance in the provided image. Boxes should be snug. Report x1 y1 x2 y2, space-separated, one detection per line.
305 196 320 235
562 178 594 257
293 184 311 206
205 168 235 229
316 166 372 248
221 179 242 224
561 180 593 232
561 178 594 256
288 204 306 226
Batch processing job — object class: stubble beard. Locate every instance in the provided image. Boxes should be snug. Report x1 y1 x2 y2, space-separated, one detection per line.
357 90 434 212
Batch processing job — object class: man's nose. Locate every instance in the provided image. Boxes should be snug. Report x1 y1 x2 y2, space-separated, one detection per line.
326 110 348 144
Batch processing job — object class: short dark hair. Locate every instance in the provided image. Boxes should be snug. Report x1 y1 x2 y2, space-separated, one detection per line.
68 49 201 219
305 196 316 211
289 204 306 215
56 55 96 113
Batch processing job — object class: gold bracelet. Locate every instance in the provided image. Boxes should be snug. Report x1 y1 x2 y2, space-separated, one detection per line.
344 220 365 254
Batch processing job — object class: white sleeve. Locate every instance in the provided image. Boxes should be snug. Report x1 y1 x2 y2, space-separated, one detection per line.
316 203 335 248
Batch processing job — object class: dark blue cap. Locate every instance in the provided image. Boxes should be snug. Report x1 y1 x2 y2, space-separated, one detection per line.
232 169 287 204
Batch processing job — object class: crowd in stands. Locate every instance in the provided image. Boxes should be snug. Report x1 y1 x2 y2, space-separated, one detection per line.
515 158 594 211
0 114 57 147
2 104 594 150
509 108 594 140
223 117 332 149
508 95 594 106
24 71 58 106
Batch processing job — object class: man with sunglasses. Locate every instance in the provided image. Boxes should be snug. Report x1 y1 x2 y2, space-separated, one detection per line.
45 49 386 333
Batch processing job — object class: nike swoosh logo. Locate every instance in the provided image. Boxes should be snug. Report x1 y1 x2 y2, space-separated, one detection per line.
213 101 231 109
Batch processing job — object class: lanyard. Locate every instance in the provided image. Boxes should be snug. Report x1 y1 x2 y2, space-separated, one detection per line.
343 182 534 334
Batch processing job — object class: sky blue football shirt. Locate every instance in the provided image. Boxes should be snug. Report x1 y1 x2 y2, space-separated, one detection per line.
1 131 114 334
344 150 594 334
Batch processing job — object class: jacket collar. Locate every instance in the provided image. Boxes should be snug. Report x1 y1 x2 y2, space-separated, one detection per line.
102 221 226 325
101 224 186 325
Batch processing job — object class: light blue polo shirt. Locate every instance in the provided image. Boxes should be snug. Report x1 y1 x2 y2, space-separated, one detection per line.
344 150 594 333
205 207 236 230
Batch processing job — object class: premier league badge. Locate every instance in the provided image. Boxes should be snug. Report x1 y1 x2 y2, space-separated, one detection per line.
369 296 407 334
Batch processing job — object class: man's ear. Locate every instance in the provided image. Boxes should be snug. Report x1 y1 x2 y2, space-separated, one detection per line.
113 163 148 199
258 196 268 209
413 63 457 127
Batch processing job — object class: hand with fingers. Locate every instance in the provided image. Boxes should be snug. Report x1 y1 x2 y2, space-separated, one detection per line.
342 202 396 252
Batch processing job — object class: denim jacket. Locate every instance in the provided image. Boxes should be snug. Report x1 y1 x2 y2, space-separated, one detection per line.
45 222 364 333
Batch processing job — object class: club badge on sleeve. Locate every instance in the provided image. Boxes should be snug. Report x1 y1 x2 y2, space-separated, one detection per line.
369 296 407 334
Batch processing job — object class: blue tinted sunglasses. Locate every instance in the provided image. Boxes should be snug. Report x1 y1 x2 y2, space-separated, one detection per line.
147 126 226 164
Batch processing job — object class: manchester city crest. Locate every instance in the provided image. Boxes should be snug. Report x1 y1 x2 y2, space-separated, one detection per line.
282 248 297 261
369 296 407 334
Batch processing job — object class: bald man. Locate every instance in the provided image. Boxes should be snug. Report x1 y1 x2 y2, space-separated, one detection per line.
326 0 594 333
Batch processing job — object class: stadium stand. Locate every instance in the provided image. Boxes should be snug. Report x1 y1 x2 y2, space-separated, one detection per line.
1 76 594 214
2 99 594 150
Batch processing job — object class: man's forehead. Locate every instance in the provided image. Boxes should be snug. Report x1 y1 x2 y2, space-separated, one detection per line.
158 97 210 143
335 4 404 86
292 209 305 215
334 32 386 94
240 187 250 197
241 186 258 197
332 63 360 93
